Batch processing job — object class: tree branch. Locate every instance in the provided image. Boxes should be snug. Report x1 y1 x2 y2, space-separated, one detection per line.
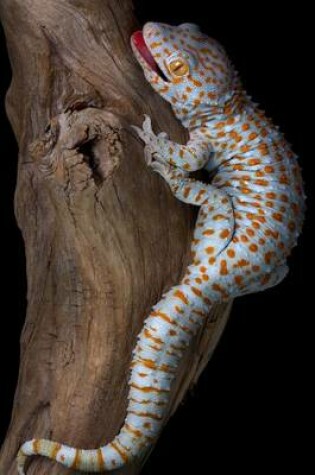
0 1 231 473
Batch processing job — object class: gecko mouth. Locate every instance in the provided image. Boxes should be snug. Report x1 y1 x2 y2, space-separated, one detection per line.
131 31 169 81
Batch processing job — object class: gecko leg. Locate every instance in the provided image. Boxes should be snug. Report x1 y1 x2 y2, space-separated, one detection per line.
132 115 213 172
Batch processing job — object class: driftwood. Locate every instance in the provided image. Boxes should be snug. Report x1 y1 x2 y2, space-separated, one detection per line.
0 1 232 474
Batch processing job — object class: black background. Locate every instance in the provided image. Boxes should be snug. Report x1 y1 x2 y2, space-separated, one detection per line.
0 1 311 473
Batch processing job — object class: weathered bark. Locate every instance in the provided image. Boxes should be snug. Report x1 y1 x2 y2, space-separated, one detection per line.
0 1 232 474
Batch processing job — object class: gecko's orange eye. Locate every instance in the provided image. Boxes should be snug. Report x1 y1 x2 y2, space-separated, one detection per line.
168 59 190 77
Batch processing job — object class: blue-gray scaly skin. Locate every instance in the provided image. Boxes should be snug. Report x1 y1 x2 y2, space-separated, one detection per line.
17 22 305 474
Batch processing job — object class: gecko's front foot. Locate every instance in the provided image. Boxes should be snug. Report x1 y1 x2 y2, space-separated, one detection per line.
149 157 176 182
132 115 188 184
132 114 169 166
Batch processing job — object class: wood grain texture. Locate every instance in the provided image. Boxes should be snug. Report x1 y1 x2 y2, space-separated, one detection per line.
0 1 232 473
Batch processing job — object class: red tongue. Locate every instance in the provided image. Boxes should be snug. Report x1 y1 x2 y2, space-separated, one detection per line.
131 31 159 73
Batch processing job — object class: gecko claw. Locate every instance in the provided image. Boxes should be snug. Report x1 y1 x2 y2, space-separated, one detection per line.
132 114 169 168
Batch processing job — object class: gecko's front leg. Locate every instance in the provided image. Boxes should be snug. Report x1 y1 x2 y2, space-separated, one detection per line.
132 115 213 172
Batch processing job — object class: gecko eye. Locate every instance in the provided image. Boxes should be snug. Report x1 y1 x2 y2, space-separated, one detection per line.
168 59 190 77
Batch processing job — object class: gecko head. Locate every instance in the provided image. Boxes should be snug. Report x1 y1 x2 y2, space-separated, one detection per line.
131 22 235 116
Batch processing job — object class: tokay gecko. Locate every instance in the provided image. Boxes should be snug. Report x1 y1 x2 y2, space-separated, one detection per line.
17 22 305 473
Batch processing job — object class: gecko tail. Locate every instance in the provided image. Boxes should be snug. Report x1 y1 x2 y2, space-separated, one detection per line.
16 437 132 473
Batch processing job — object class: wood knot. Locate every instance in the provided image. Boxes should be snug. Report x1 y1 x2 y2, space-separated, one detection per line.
29 107 123 193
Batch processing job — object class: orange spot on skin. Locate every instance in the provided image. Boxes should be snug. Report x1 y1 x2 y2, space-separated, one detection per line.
255 179 269 186
207 92 217 100
220 260 228 275
200 266 207 273
71 449 82 469
261 128 268 137
196 189 206 201
183 187 191 198
252 265 260 272
249 132 258 140
150 42 162 49
240 235 249 243
135 358 157 369
261 274 271 285
206 246 215 254
159 86 170 94
233 164 244 171
130 383 167 394
33 440 40 453
288 221 296 232
191 78 202 87
220 229 230 239
264 166 274 173
152 311 176 328
202 229 214 237
237 259 250 267
212 283 225 294
51 443 62 459
227 249 236 258
248 158 261 166
208 257 216 265
281 194 289 202
249 244 258 252
191 286 203 297
202 274 209 281
144 329 163 345
97 449 106 470
272 213 283 222
234 275 243 286
246 228 255 237
240 144 250 153
258 143 269 155
213 214 226 221
174 290 189 305
169 329 177 336
242 123 250 131
254 215 266 224
266 192 277 199
126 423 145 437
111 442 128 463
265 251 274 265
175 305 184 314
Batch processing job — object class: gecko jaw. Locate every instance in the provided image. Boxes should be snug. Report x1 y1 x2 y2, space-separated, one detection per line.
131 30 169 82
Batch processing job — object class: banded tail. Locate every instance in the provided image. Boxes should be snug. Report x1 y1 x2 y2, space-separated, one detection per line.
17 276 213 473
